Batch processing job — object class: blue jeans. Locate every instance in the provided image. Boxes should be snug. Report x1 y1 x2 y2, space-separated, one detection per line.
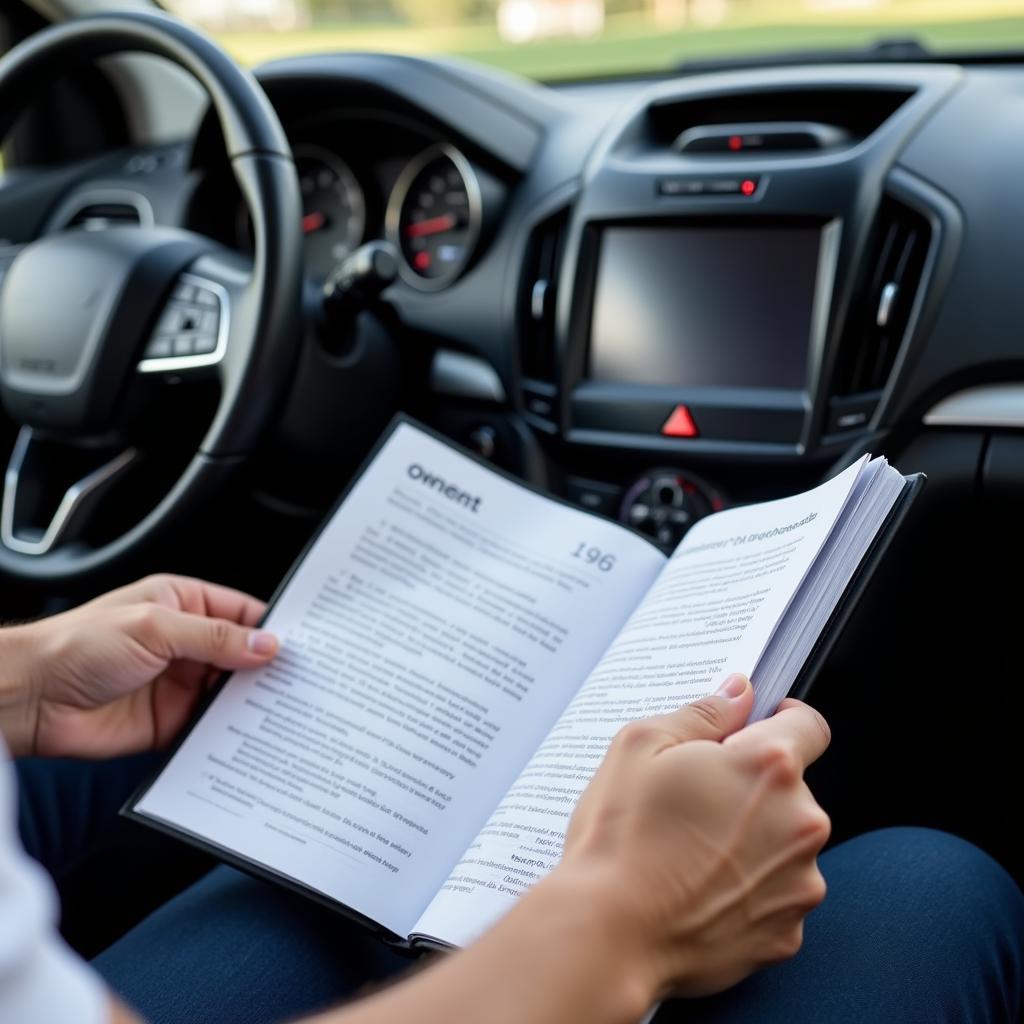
17 755 1024 1024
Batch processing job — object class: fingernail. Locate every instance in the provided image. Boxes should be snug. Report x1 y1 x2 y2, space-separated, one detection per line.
716 673 748 699
247 630 278 656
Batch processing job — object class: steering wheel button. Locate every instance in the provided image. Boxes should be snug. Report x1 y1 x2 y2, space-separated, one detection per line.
193 288 219 309
144 337 172 358
172 335 195 356
172 283 198 303
199 309 219 334
155 307 188 334
192 333 217 354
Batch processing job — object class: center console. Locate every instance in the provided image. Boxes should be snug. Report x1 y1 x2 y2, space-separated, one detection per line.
515 66 962 543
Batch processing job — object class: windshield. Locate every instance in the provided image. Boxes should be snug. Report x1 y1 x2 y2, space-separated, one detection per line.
165 0 1024 79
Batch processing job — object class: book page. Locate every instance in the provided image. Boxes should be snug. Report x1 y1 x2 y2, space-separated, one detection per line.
134 421 665 937
412 457 867 947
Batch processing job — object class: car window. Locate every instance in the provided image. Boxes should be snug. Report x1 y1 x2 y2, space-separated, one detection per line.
164 0 1024 79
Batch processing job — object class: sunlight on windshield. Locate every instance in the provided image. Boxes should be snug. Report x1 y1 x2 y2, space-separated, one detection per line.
166 0 1024 79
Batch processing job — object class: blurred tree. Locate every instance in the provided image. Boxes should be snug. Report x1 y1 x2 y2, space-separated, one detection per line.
389 0 493 26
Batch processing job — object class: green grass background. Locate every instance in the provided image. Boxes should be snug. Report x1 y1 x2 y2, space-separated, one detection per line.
211 1 1024 78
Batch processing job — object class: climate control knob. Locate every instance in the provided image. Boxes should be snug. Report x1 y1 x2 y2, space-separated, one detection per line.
620 469 725 550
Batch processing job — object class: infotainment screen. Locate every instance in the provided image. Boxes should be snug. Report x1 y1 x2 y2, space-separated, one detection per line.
588 225 825 390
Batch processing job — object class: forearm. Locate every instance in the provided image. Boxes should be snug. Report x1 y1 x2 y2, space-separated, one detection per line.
305 871 656 1024
0 625 40 757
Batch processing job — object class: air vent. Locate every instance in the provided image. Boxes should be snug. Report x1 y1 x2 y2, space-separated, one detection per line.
649 87 914 149
518 208 569 431
63 201 143 231
826 198 931 434
674 121 851 155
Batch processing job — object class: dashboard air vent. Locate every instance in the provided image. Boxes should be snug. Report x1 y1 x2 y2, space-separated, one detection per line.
826 198 931 433
649 87 914 149
63 201 143 231
518 207 569 431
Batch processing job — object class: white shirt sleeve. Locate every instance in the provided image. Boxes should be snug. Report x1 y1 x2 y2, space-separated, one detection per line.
0 739 110 1024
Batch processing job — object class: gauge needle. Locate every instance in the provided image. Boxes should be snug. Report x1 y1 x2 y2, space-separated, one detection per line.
406 213 457 238
303 211 327 234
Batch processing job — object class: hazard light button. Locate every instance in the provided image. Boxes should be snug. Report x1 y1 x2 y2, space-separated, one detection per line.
661 405 699 438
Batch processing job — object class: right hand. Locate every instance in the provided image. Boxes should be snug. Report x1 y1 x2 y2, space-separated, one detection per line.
559 674 831 1000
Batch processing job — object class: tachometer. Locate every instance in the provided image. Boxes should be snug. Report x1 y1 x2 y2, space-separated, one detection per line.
385 144 482 290
294 145 366 274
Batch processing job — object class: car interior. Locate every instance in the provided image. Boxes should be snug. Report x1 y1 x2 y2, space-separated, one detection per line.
1 0 1023 965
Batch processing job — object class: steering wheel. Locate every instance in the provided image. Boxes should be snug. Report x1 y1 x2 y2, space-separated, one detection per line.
0 11 302 586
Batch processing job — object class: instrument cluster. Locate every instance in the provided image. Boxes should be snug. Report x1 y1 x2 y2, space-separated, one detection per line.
234 115 486 291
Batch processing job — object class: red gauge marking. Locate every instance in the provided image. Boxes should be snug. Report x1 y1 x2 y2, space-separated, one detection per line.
302 211 327 233
414 251 432 271
406 213 457 239
740 179 757 196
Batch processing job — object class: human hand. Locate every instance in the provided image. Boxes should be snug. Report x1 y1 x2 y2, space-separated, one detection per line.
1 574 278 759
557 674 831 1001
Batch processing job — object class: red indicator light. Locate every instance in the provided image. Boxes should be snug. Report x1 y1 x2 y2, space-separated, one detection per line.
661 405 699 438
740 178 757 196
728 135 743 151
414 251 432 271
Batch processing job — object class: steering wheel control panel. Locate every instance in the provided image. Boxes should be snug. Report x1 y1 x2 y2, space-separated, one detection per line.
137 274 226 373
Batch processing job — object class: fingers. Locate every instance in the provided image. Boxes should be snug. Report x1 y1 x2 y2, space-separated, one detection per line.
111 575 267 628
724 698 831 770
615 674 754 755
131 606 279 670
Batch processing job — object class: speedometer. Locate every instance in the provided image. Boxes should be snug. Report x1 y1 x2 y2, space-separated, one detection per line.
385 144 482 291
294 145 366 274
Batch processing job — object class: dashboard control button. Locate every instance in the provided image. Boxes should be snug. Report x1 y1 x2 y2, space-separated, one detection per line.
826 394 879 435
620 469 726 550
656 177 760 198
661 405 699 438
527 395 554 419
565 476 621 518
657 178 706 197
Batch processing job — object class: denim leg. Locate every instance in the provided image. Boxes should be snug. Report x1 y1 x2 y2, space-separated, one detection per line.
16 752 162 879
93 827 1024 1024
15 753 213 957
657 827 1024 1024
93 866 410 1024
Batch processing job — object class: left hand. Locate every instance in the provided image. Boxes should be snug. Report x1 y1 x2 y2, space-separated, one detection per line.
1 574 279 759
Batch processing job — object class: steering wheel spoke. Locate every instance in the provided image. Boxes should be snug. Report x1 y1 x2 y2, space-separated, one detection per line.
1 427 138 556
136 270 231 375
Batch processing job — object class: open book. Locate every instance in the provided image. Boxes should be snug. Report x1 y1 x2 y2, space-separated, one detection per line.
127 417 922 950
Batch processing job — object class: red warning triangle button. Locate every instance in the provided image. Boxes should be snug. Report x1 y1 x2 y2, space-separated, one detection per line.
661 404 699 438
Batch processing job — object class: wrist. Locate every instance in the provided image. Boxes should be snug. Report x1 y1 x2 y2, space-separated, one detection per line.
495 865 662 1022
0 624 43 756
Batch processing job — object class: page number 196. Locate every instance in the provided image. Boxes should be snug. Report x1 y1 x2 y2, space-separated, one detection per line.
572 543 616 572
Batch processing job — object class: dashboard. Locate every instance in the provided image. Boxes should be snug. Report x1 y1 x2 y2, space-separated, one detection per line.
9 50 1024 549
192 110 497 291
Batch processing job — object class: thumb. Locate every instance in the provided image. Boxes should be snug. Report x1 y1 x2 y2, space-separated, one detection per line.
136 606 279 670
646 673 754 749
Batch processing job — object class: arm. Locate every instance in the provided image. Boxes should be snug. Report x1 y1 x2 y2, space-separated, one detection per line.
301 675 831 1024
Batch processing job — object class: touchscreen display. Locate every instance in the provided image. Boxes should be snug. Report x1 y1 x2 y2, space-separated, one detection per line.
588 225 824 390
